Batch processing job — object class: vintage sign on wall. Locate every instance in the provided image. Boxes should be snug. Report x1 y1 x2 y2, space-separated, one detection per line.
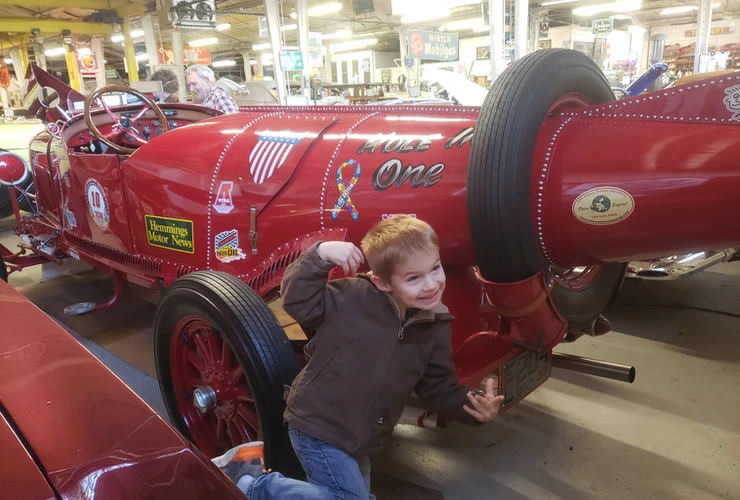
76 51 99 76
308 32 323 68
280 51 304 71
158 46 212 65
407 30 459 61
592 18 614 35
685 26 733 37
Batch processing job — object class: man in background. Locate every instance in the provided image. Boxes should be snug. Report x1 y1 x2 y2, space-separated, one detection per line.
184 64 239 114
150 69 179 103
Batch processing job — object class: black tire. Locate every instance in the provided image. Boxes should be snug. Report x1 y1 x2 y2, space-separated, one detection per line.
0 186 12 219
154 271 302 475
468 49 625 330
0 253 7 282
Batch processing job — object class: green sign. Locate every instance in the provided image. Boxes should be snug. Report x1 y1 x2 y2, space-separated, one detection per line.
145 215 194 254
280 51 304 71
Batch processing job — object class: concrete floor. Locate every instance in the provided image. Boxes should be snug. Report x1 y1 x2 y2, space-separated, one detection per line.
2 224 738 500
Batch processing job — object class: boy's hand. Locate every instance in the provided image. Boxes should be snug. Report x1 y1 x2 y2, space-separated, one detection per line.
463 378 505 423
317 241 365 276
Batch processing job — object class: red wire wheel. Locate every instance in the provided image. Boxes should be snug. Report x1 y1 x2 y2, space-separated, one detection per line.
154 271 301 474
467 49 627 331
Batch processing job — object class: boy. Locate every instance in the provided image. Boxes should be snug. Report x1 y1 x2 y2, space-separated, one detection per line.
214 215 504 499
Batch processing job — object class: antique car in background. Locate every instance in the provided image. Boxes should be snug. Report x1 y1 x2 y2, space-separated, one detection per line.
0 279 246 499
1 50 739 476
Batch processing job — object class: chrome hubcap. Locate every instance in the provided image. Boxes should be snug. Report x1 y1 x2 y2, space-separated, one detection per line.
193 386 218 413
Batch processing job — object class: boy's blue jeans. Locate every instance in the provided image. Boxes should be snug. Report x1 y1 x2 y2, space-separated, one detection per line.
246 424 377 500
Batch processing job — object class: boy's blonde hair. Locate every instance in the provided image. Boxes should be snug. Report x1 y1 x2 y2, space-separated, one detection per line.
360 215 439 281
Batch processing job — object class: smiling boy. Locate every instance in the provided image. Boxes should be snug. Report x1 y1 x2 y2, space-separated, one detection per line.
215 215 504 499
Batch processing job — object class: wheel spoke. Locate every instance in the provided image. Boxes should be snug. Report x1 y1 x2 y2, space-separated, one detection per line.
232 416 251 442
220 337 232 370
230 365 244 384
228 420 242 447
237 405 259 433
192 332 213 364
216 417 226 442
235 386 254 403
187 351 207 374
188 378 204 388
209 334 222 368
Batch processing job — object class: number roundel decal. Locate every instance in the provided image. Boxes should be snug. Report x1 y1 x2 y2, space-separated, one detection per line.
85 178 110 231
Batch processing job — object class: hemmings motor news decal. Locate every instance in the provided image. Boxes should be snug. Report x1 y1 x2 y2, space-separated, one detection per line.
145 215 194 253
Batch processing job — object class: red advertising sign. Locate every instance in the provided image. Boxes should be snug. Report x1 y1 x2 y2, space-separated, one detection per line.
158 46 212 65
76 51 99 76
0 60 10 89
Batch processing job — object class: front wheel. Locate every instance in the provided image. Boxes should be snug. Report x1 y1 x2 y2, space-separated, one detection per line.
154 271 302 474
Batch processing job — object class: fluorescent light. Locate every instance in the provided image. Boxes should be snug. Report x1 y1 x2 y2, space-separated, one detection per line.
473 25 490 32
541 0 578 5
261 53 273 65
660 3 719 14
573 0 641 17
249 58 257 64
290 12 297 19
443 17 485 31
611 14 632 19
135 53 149 61
281 23 297 31
103 59 107 63
322 28 353 39
330 38 378 53
393 0 480 14
401 9 451 23
44 47 66 57
216 23 231 30
308 2 343 16
111 34 124 42
130 29 144 38
252 42 271 51
189 37 218 47
4 58 12 64
212 59 236 67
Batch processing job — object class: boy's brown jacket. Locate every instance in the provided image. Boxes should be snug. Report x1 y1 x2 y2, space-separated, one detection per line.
281 242 479 458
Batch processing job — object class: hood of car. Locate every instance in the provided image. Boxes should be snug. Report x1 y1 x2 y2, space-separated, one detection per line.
0 410 56 500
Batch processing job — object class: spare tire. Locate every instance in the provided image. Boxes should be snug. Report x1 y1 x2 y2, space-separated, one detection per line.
468 49 625 331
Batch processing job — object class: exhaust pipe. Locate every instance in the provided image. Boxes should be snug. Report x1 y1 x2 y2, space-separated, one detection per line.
627 248 736 281
552 353 636 383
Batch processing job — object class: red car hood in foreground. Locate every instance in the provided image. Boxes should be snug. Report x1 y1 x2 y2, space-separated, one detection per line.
0 281 245 500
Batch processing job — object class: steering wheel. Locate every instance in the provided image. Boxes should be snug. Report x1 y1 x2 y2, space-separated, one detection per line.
84 85 169 154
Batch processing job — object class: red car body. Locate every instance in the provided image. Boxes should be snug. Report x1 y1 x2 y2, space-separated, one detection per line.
0 279 245 499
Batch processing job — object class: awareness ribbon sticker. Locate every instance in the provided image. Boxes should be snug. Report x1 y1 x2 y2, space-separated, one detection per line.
331 159 361 222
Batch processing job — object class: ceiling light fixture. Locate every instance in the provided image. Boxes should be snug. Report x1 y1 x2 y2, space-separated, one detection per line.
4 58 12 64
130 29 145 38
216 23 231 30
660 3 719 14
189 37 218 47
541 0 579 5
401 9 451 23
473 25 490 32
330 37 378 53
212 59 236 67
111 34 124 42
290 12 297 19
252 42 271 51
322 28 353 39
573 0 641 17
442 17 485 30
249 58 257 64
44 47 66 57
308 2 343 16
281 23 298 31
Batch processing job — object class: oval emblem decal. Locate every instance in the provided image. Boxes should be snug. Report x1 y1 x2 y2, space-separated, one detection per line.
572 186 634 225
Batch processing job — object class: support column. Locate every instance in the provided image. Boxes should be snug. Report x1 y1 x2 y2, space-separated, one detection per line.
142 13 158 75
297 0 310 96
0 87 9 111
35 48 47 71
489 0 505 80
122 15 139 83
63 43 83 92
264 0 286 104
8 48 25 89
694 0 713 74
91 36 106 89
241 52 253 81
514 0 529 60
172 29 186 100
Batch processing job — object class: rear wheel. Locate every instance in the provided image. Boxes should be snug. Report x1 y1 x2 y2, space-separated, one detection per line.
468 49 626 331
154 271 302 474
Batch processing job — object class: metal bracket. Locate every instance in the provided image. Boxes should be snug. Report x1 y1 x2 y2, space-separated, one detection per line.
248 205 258 254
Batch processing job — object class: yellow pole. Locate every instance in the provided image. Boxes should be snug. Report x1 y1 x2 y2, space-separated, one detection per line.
122 15 139 83
64 44 83 92
18 38 29 73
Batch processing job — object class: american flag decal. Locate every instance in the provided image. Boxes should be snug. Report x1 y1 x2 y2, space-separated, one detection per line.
249 133 303 185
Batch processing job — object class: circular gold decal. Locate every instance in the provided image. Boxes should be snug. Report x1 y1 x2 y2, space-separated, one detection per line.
572 187 634 225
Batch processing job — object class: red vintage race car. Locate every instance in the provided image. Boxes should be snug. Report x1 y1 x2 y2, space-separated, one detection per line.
1 49 738 475
0 278 246 499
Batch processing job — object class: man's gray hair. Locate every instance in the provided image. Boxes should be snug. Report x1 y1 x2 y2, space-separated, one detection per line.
185 64 216 82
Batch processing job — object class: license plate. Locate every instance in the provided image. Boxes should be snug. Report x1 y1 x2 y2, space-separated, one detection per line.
502 350 551 406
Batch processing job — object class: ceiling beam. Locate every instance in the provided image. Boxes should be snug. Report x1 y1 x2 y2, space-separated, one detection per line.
0 0 130 10
0 17 114 34
0 34 29 50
